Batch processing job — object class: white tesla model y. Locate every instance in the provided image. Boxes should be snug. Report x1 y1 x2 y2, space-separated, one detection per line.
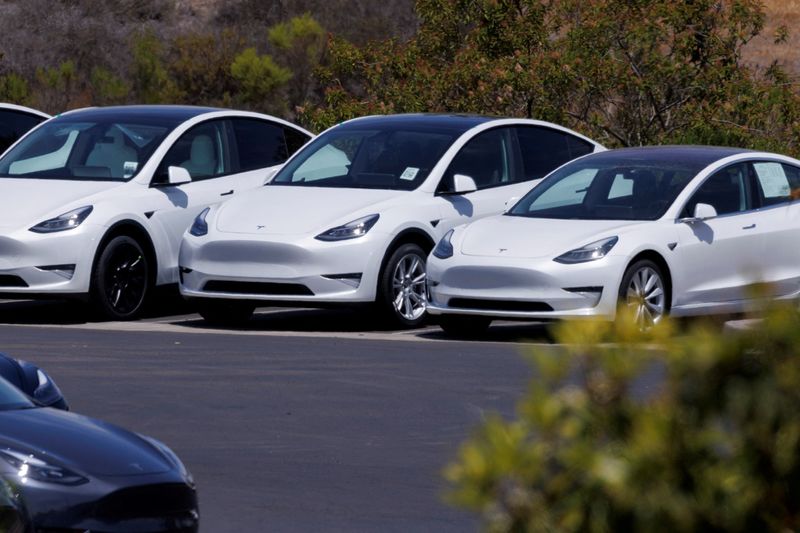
0 105 311 319
427 146 800 334
179 114 603 327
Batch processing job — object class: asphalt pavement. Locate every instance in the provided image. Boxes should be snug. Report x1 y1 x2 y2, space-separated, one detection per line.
0 298 548 532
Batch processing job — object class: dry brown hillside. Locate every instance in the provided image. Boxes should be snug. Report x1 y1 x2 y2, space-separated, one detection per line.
743 0 800 72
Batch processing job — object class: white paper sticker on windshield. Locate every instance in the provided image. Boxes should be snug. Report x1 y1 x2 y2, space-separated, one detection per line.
123 161 138 178
399 167 419 181
753 162 790 198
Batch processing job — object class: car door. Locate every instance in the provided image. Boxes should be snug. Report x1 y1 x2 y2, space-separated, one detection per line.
747 161 800 297
672 162 764 308
435 125 595 231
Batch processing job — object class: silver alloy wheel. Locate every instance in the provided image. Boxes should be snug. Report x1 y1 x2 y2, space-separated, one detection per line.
625 266 666 330
391 253 427 321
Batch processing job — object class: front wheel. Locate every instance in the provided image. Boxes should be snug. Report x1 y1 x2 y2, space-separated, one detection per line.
196 299 255 327
90 236 150 320
378 243 429 328
618 259 668 330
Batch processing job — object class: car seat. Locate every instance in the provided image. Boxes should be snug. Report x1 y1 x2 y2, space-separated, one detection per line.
180 135 217 178
85 127 137 179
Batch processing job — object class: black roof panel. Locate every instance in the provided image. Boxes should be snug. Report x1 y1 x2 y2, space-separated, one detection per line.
584 145 755 167
338 113 497 134
54 105 222 124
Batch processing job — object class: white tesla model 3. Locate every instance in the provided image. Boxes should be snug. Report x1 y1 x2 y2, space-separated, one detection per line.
0 105 311 319
179 114 603 327
427 146 800 334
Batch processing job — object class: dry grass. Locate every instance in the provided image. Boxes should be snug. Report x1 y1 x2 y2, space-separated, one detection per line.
742 0 800 73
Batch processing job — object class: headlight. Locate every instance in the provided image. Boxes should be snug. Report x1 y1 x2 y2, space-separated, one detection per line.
315 214 379 241
189 207 210 237
432 229 455 259
29 206 93 233
0 449 87 485
554 236 618 264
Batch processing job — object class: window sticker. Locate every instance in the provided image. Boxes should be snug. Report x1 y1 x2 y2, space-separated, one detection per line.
399 167 419 181
123 161 138 178
753 162 790 198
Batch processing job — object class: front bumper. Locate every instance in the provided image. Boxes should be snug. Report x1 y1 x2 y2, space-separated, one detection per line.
18 471 198 532
426 253 627 320
178 230 388 303
0 223 103 296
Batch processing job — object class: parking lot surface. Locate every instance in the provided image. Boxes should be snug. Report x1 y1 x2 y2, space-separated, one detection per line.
0 299 544 532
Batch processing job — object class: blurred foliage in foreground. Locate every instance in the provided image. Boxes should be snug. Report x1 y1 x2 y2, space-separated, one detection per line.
446 305 800 532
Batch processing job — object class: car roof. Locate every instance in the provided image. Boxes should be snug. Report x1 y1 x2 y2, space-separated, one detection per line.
0 102 51 119
583 145 755 167
339 113 497 134
56 105 224 123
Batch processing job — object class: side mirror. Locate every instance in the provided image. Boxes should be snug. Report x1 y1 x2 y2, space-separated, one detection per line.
452 174 477 194
504 196 520 213
681 202 717 223
167 166 192 185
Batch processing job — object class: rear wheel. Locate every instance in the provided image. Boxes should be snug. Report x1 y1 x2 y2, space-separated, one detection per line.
90 235 150 320
438 315 492 338
618 259 668 330
378 243 429 328
196 298 255 327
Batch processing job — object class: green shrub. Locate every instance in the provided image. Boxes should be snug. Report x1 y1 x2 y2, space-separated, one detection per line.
446 307 800 532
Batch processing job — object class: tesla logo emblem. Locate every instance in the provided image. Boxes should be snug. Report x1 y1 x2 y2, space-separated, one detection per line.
256 225 265 230
498 248 507 253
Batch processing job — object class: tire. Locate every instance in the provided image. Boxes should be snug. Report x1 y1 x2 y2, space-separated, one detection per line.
618 259 669 330
196 298 255 327
377 243 429 328
438 315 492 338
90 235 150 320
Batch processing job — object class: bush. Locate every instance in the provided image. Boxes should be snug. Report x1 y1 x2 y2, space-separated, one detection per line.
445 306 800 532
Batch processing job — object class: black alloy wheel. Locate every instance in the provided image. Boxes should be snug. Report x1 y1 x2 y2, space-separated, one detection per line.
91 236 150 320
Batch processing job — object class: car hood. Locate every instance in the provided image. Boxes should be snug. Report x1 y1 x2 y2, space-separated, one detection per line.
0 408 172 477
459 215 642 258
0 178 119 228
215 185 401 235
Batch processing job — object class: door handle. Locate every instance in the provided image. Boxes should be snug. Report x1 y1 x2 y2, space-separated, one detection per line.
220 190 234 196
742 223 756 230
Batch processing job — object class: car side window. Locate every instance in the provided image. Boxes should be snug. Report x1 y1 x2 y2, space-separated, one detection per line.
155 120 229 183
440 127 512 192
683 162 752 217
514 126 594 182
284 126 311 156
230 118 290 173
0 110 45 154
750 161 800 207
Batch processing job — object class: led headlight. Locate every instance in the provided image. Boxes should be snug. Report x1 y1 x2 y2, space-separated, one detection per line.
29 206 93 233
0 449 87 485
432 229 455 259
189 207 210 237
315 214 379 241
554 236 618 264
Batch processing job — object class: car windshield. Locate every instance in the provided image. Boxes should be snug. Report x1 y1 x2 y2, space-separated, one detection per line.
509 158 701 220
0 117 175 181
271 126 458 190
0 377 34 411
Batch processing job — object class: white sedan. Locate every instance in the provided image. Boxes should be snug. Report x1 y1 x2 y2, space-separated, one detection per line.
427 146 800 333
179 114 603 327
0 105 311 319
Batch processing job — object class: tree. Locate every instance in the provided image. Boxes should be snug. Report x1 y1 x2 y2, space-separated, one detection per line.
301 0 800 155
446 305 800 532
230 47 292 113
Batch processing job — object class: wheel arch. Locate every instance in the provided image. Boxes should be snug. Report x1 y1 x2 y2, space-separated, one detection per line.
92 220 158 287
376 227 436 285
625 250 673 310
